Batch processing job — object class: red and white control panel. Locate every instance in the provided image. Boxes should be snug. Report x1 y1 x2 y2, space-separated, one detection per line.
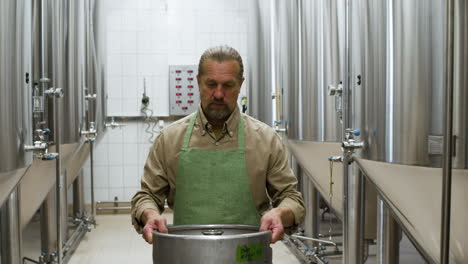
169 65 200 116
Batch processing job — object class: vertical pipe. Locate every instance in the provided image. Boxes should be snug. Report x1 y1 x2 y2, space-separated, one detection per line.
342 0 353 263
377 198 399 264
343 0 364 263
40 0 47 84
308 183 319 247
90 141 96 222
441 0 455 262
54 96 62 264
299 165 319 248
0 187 22 264
40 190 56 262
73 171 85 218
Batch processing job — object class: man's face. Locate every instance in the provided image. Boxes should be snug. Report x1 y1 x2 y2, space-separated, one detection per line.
197 59 244 122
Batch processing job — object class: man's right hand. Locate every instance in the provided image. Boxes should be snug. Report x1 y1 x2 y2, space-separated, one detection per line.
141 209 168 244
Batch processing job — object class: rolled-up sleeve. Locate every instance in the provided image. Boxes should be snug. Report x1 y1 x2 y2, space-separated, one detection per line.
131 132 169 233
266 133 305 226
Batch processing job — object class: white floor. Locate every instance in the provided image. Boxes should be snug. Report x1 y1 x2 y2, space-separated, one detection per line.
67 212 300 264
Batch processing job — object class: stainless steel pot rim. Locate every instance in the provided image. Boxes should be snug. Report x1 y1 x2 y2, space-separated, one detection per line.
152 224 271 240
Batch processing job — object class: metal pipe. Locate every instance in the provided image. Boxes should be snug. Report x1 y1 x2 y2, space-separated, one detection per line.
54 96 63 264
96 207 131 211
73 172 85 218
342 0 364 263
0 187 22 264
40 190 56 262
40 0 46 85
290 235 338 247
377 197 399 264
62 221 86 256
298 163 319 249
441 0 455 263
90 140 96 223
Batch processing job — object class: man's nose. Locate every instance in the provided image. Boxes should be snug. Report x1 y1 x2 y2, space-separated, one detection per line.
213 85 224 99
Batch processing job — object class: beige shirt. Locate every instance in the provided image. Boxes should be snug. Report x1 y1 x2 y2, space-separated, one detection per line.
131 105 305 232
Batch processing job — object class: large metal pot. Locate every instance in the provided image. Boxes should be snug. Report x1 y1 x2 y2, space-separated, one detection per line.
153 225 272 264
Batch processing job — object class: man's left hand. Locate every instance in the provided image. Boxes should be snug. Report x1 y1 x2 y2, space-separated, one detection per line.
259 208 288 243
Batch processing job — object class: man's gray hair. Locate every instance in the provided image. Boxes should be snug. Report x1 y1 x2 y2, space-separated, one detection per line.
198 45 244 79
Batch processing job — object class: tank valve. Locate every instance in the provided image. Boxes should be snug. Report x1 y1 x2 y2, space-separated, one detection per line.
328 156 343 163
82 122 98 142
85 93 97 100
41 152 59 160
105 117 125 129
44 87 64 98
342 128 364 154
25 129 57 160
274 120 287 133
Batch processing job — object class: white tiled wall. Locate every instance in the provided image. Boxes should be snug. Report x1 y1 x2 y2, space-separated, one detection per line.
85 0 249 202
83 121 159 203
106 0 249 117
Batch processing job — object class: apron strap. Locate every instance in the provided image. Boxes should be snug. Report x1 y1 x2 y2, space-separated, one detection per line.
237 115 245 151
182 111 245 150
182 112 198 149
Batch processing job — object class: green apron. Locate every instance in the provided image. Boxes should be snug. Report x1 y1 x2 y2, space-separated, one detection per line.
173 112 260 226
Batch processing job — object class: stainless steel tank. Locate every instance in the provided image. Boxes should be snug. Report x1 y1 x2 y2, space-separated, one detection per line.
300 0 344 142
43 0 85 145
351 0 467 262
153 225 272 264
0 0 33 206
352 0 445 167
275 0 300 139
86 0 107 142
453 0 468 170
247 0 273 126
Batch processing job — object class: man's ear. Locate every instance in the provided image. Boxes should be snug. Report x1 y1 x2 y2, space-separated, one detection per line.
239 77 245 88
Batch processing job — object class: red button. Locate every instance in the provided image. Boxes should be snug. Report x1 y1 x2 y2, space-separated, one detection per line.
188 93 194 96
187 70 193 73
176 78 182 81
182 107 188 110
176 100 182 104
175 70 181 73
187 85 194 88
176 93 182 96
176 85 182 88
187 78 194 81
188 100 194 104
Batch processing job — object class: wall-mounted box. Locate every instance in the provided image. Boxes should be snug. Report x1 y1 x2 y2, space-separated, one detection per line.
169 65 200 116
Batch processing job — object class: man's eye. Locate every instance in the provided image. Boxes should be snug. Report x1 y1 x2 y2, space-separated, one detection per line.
206 82 216 88
224 83 234 89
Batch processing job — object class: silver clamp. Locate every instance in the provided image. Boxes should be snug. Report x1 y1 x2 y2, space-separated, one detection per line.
39 77 50 84
44 87 64 98
274 120 287 133
328 83 343 120
328 83 343 96
105 117 125 129
82 122 98 142
24 129 58 160
85 93 97 100
342 128 364 154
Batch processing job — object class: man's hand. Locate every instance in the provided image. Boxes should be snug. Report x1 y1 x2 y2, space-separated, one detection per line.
141 209 168 244
259 207 295 243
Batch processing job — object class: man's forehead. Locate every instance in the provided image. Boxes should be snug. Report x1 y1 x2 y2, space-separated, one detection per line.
201 59 240 73
203 77 237 83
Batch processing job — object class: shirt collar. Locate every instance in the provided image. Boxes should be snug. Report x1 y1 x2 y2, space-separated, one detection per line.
197 104 239 137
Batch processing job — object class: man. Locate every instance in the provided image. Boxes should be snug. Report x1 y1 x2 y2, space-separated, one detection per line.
131 45 305 244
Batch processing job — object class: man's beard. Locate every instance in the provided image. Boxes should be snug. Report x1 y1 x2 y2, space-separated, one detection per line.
204 101 232 121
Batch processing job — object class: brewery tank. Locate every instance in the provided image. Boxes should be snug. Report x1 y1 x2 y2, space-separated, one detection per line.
351 0 467 262
0 0 33 206
247 0 273 126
